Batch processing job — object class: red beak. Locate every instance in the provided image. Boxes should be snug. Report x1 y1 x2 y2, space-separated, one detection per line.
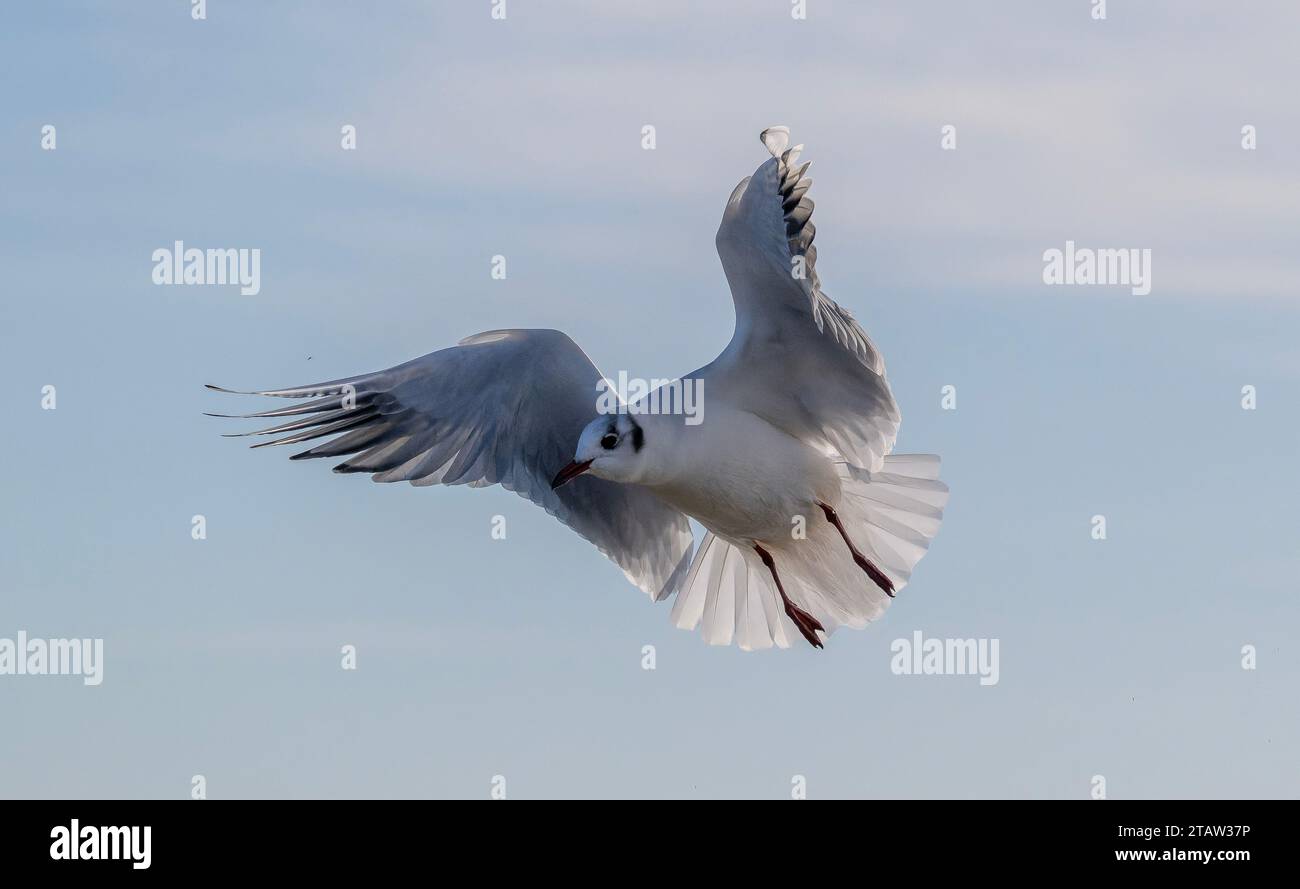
551 459 593 489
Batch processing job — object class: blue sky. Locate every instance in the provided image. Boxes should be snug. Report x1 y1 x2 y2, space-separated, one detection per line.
1 1 1297 798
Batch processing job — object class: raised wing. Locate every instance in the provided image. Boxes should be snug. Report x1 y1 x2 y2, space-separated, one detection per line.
701 126 900 471
207 328 694 600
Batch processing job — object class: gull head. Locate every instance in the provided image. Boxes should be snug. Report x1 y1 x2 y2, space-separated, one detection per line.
551 414 646 489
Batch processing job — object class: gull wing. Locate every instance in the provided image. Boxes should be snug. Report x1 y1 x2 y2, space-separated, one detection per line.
208 328 694 600
700 126 900 471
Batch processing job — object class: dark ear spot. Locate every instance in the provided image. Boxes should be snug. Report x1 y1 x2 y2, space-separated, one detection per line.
631 422 644 452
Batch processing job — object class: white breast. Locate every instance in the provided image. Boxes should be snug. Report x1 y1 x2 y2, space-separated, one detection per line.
646 406 841 544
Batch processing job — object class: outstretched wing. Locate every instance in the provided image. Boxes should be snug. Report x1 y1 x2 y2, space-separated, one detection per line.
700 126 900 472
207 328 694 600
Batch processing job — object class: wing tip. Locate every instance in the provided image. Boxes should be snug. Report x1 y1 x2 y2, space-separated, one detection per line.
760 125 790 157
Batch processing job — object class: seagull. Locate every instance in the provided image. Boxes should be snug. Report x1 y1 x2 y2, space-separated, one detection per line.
207 126 948 650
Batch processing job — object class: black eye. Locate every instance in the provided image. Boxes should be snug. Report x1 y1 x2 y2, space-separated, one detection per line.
601 433 619 450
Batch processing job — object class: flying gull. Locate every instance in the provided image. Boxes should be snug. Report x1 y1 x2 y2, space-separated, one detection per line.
208 126 949 650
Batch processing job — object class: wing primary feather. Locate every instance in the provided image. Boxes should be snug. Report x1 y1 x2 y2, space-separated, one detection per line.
782 182 811 211
289 423 394 460
204 393 352 419
760 126 790 156
205 382 360 399
249 413 375 448
222 406 377 438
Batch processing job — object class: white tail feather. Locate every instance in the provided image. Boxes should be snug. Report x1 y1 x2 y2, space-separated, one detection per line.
670 454 947 650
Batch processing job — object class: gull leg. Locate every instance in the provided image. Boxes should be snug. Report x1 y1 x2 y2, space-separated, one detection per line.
818 502 895 598
753 543 824 649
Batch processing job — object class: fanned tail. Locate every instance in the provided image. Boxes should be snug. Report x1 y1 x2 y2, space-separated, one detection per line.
668 454 947 650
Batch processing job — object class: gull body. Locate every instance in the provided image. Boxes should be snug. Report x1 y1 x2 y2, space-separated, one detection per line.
209 126 948 651
581 405 840 544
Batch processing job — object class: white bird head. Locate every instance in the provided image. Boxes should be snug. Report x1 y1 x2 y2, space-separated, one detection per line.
551 413 646 489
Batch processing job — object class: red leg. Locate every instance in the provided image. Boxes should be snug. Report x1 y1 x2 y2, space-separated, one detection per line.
753 543 824 649
818 502 895 598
